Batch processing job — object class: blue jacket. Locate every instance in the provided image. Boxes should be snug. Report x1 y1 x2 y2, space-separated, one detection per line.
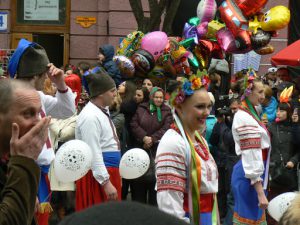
262 96 278 123
99 45 122 86
205 115 217 150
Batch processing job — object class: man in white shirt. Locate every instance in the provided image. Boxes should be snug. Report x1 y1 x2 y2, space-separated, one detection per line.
8 39 76 225
75 71 121 211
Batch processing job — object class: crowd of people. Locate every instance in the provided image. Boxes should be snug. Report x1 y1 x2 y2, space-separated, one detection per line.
1 38 300 225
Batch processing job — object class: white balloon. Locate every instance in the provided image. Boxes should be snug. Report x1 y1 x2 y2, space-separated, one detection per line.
119 148 150 179
54 140 92 183
267 192 297 222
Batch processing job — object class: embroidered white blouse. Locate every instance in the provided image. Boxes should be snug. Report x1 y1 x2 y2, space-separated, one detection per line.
232 109 271 187
156 129 218 222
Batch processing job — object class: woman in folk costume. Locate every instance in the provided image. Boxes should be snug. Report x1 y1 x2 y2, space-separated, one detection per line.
156 74 219 225
231 70 271 225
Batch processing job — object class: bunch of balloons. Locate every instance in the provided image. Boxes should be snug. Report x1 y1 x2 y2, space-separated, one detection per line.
113 0 290 82
218 0 290 55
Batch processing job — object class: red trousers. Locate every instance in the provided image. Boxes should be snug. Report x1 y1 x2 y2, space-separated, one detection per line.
75 167 121 211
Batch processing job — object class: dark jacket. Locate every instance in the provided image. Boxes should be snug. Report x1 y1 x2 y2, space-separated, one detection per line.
269 121 299 166
99 45 122 86
130 102 173 150
0 156 40 225
120 100 138 151
110 110 125 139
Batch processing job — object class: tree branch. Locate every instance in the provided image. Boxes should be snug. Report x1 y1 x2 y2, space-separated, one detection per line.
162 0 181 35
129 0 145 31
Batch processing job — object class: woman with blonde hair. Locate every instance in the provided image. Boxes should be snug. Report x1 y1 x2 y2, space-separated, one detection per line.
156 75 219 224
231 70 271 224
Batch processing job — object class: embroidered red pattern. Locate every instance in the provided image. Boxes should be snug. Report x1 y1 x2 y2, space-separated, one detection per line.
240 138 261 150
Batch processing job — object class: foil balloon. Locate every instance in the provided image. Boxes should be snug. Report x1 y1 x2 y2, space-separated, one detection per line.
187 52 200 68
217 28 252 54
188 17 200 26
148 66 167 83
250 29 271 50
179 38 196 48
117 31 144 57
206 20 225 39
235 30 252 51
194 46 207 69
249 6 291 34
196 22 208 39
54 140 92 183
196 0 217 23
219 0 248 36
131 49 155 78
198 40 224 59
168 38 189 61
183 23 198 42
173 57 191 75
254 43 274 55
235 0 268 17
141 31 168 61
113 55 135 78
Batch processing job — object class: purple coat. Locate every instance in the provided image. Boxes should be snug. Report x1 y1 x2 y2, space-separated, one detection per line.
130 102 173 147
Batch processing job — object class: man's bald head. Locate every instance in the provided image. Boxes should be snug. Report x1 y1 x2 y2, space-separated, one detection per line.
0 79 34 114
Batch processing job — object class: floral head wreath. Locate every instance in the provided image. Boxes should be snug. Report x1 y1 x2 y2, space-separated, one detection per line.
241 68 257 100
170 72 208 106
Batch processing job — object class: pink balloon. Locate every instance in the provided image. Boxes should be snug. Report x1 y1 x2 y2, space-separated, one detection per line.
197 22 208 39
216 28 251 54
141 31 168 61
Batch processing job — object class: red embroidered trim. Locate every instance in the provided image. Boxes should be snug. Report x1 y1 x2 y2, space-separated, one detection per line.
240 138 261 150
171 123 210 161
194 141 209 161
233 212 266 225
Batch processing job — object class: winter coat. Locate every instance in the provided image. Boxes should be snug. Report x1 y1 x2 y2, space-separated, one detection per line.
0 156 40 225
99 45 122 86
269 121 299 167
110 110 125 139
120 100 138 151
130 102 173 151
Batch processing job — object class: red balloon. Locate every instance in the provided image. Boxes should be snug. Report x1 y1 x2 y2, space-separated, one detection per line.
198 40 224 59
235 0 268 17
235 30 252 51
219 0 248 36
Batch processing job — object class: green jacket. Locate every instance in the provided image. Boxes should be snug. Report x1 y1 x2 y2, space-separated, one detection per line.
0 156 40 225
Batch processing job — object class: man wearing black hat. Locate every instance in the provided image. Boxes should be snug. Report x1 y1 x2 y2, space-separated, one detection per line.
75 71 121 211
8 39 76 224
0 79 50 225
